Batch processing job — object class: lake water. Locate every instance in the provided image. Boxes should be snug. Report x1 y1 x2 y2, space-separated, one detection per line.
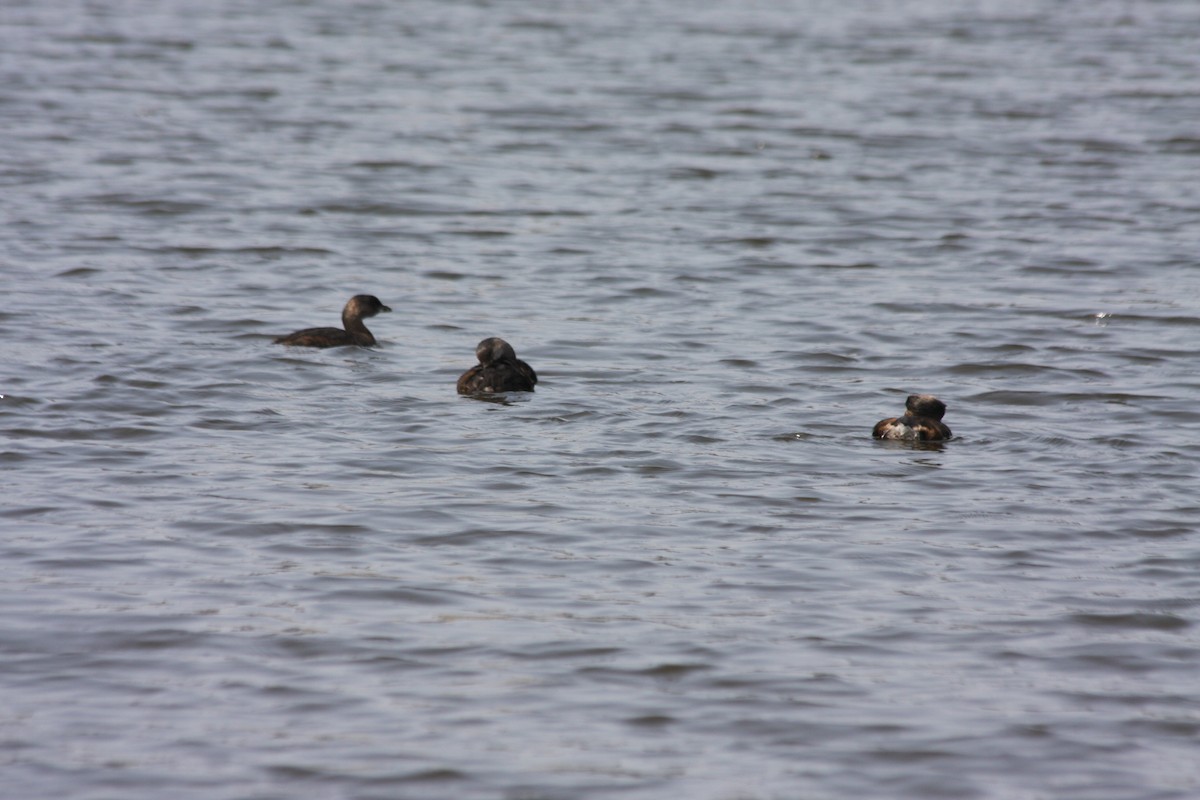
3 1 1199 798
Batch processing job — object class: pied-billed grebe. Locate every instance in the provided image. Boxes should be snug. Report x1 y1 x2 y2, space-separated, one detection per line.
456 337 538 394
873 394 953 441
273 295 391 348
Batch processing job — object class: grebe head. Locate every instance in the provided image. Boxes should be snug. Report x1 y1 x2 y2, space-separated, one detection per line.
345 295 391 319
905 394 946 420
475 336 517 365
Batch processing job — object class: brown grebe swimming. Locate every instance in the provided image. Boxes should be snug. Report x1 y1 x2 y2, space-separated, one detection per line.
274 295 391 348
456 337 538 394
873 394 952 441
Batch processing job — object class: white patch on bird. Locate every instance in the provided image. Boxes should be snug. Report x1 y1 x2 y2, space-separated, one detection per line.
883 423 917 441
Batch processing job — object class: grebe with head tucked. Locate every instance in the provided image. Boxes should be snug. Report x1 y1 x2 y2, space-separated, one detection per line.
873 394 952 441
273 295 391 348
456 337 537 394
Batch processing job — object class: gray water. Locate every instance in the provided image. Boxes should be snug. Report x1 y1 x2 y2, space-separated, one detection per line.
3 1 1200 798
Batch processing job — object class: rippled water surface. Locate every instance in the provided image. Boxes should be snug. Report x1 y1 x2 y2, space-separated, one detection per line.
4 1 1200 798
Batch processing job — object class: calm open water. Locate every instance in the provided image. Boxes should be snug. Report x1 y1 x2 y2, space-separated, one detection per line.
3 1 1200 798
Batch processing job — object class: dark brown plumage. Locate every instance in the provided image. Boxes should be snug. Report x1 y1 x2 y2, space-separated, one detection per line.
274 295 391 348
456 337 537 394
872 394 952 441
